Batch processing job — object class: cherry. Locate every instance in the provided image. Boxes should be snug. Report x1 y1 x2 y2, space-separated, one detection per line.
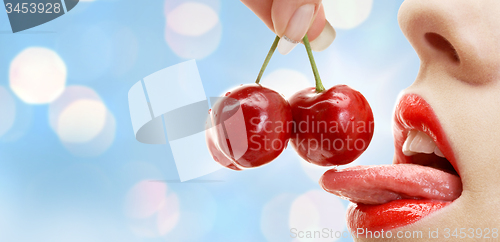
289 85 374 166
288 35 374 166
210 84 293 168
206 36 292 169
205 115 241 171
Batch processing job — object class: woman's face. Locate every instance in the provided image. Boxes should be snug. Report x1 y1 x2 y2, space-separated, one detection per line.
384 0 500 240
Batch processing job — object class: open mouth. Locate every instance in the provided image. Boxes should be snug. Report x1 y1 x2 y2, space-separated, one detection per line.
319 94 463 234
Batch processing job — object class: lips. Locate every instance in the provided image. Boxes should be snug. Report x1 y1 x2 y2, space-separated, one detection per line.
320 94 463 234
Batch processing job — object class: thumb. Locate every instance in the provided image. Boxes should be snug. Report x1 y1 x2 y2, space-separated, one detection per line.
272 0 335 54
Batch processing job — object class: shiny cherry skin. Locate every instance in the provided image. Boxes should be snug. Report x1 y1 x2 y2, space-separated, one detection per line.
288 85 374 166
205 116 241 171
210 84 293 168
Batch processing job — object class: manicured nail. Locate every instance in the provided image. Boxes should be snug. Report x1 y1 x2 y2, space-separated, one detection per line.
310 21 336 52
278 4 315 55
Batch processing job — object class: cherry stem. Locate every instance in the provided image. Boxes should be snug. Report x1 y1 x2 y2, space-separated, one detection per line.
303 34 325 93
256 35 280 84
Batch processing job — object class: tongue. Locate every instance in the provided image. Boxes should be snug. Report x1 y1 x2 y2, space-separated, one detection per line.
320 164 462 205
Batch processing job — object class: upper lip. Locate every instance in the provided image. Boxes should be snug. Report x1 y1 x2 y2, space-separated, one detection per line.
393 93 460 177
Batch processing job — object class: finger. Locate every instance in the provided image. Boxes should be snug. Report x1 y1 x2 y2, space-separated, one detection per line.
308 4 336 52
240 0 275 32
272 0 335 54
305 3 326 41
271 0 321 38
242 0 335 54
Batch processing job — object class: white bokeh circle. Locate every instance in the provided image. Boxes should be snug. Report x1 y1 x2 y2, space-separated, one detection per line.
289 190 346 242
49 86 116 156
57 99 106 143
61 110 115 157
164 0 222 59
261 69 313 99
125 180 168 219
167 2 219 36
125 180 180 238
9 47 66 104
49 86 100 131
323 0 373 29
0 87 16 137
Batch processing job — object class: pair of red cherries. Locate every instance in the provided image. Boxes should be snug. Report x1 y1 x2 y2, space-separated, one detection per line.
206 36 374 170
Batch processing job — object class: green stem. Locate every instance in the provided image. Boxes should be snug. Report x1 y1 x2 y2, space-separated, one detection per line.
256 35 280 84
303 34 325 93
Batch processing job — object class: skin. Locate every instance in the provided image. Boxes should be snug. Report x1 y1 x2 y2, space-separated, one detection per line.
240 0 326 41
358 0 500 241
246 0 500 240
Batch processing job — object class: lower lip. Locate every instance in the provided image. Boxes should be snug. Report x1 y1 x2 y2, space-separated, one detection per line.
347 199 451 236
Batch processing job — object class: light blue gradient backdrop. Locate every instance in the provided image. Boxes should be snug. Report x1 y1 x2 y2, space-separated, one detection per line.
0 0 418 241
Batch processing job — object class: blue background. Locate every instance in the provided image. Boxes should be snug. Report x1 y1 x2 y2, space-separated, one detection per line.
0 0 419 241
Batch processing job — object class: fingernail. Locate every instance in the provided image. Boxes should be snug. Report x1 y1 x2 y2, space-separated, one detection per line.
310 21 336 52
278 4 315 55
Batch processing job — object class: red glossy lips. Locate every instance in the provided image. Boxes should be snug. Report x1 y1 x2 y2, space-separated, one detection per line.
320 94 463 234
393 94 458 173
347 200 449 232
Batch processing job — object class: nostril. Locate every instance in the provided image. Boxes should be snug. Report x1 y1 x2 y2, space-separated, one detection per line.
425 32 460 63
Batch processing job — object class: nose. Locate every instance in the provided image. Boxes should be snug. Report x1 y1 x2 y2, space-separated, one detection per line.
398 0 500 84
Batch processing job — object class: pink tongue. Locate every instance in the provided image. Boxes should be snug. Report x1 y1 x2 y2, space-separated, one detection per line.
320 164 462 205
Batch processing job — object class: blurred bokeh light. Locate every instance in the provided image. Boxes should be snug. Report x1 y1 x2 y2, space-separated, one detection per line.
57 99 106 143
261 69 313 99
289 190 346 242
167 2 219 36
125 180 168 219
49 86 116 156
164 0 222 59
9 47 66 104
323 0 373 29
125 180 180 238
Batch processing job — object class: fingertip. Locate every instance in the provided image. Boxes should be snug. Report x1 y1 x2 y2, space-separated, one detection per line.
310 20 336 52
306 3 327 41
241 0 275 33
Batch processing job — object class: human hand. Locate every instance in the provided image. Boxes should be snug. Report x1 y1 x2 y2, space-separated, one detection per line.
241 0 336 55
